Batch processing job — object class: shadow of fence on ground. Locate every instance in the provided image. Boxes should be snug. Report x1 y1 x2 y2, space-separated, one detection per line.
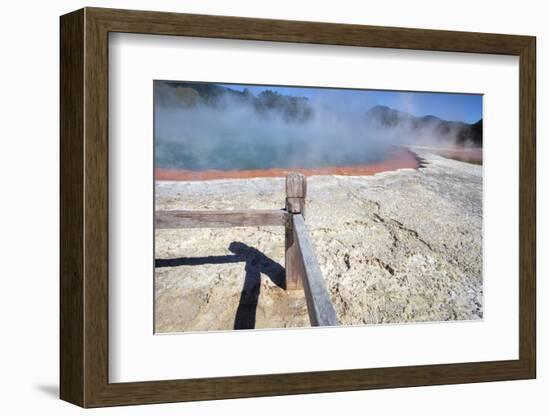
155 241 285 330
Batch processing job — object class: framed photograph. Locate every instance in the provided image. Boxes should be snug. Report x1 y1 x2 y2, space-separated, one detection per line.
60 7 536 407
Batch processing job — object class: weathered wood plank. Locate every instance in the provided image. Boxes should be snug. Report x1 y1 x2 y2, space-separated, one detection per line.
285 173 307 290
156 209 288 229
284 225 303 291
292 215 339 326
286 172 307 198
285 172 306 214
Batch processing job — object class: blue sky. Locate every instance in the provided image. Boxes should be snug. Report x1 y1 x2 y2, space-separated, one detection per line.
220 83 483 124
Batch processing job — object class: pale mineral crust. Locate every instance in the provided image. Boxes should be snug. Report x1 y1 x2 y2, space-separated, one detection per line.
154 150 482 333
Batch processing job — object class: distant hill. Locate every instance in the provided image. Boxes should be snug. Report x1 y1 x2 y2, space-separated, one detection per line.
365 105 482 147
155 81 314 123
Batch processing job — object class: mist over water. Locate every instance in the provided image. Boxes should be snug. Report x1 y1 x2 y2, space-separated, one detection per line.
155 100 390 171
154 82 482 171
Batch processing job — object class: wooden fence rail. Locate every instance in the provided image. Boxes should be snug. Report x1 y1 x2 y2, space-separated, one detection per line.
155 172 339 327
156 209 288 229
291 214 339 326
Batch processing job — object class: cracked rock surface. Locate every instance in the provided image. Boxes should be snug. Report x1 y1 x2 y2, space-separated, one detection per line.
155 150 482 332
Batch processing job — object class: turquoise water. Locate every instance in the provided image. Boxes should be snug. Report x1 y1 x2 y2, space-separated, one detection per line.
155 135 391 171
154 108 391 171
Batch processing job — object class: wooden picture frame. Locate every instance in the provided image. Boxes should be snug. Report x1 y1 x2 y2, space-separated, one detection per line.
60 7 536 408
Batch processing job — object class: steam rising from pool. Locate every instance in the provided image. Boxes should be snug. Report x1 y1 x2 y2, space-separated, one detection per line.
154 82 481 172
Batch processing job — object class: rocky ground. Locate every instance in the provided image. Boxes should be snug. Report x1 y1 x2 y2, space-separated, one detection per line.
154 150 483 333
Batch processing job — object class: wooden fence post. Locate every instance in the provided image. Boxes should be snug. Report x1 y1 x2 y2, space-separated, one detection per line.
285 172 306 290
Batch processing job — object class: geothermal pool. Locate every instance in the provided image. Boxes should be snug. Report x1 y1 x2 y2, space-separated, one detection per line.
154 147 421 181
